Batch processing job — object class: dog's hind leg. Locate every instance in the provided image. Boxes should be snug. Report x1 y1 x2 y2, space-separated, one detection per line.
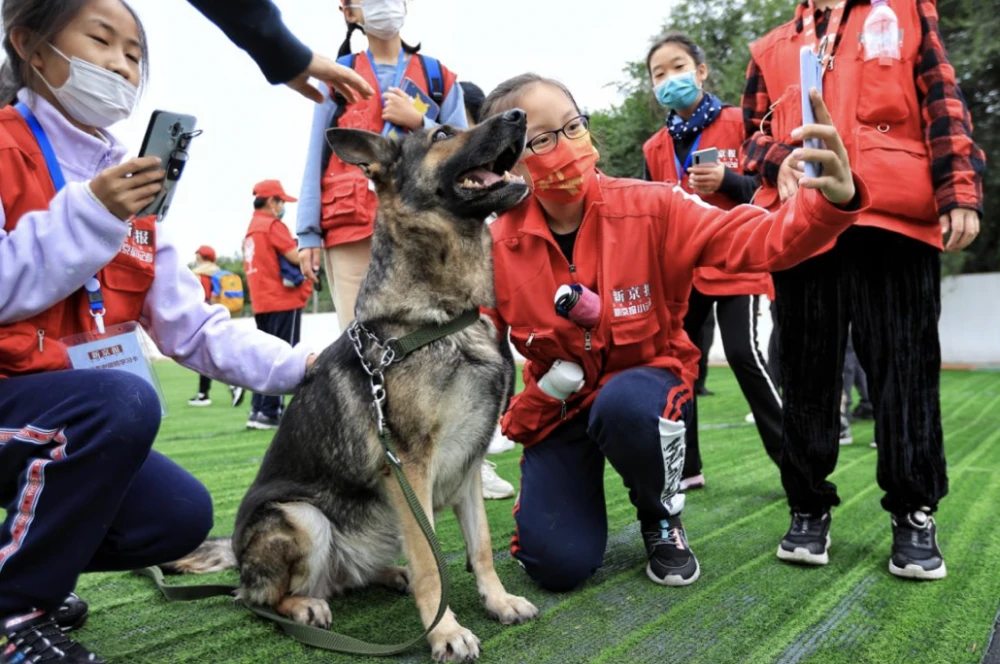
162 537 236 575
384 462 481 662
373 565 411 594
454 471 538 626
237 502 334 627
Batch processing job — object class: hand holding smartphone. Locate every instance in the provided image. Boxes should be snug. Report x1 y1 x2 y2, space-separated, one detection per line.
136 111 200 220
691 147 719 167
800 46 824 179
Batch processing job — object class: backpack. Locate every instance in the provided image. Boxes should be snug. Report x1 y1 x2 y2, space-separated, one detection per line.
321 53 446 171
210 270 245 315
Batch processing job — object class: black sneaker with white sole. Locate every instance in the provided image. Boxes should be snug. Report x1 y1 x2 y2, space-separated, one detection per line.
777 512 831 565
889 509 946 580
642 516 700 586
1 609 103 663
53 593 88 633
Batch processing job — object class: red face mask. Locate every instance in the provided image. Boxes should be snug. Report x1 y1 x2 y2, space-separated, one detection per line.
522 138 600 204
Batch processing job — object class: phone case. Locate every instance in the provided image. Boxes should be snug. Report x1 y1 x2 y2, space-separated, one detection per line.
692 147 719 166
136 111 199 220
799 47 824 179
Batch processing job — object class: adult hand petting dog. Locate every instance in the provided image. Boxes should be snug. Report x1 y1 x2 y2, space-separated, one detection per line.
788 89 855 206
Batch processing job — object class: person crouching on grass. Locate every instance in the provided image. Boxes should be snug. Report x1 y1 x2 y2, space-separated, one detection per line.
0 1 316 661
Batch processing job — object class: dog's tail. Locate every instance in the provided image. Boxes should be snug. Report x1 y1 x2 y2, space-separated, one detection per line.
161 536 236 575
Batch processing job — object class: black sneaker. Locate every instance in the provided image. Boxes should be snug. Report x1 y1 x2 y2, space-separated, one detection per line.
642 516 700 586
851 402 875 421
246 412 279 431
889 509 947 580
1 610 103 663
229 385 245 408
187 393 212 407
53 594 88 633
777 512 831 566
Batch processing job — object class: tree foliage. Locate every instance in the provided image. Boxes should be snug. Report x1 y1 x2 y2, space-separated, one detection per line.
590 0 998 273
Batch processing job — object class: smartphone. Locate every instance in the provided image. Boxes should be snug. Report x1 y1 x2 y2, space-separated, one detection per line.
691 147 719 167
136 110 200 220
799 46 824 179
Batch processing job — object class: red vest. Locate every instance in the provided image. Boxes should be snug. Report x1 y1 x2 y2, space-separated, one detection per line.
643 107 773 298
320 52 457 248
0 106 156 378
243 211 311 314
750 0 941 249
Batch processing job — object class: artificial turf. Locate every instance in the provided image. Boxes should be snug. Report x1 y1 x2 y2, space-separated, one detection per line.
52 363 1000 663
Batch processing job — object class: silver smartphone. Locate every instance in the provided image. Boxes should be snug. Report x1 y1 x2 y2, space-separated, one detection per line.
691 147 719 166
136 110 200 220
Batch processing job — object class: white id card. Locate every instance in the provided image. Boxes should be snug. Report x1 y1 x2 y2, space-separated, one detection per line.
61 322 168 416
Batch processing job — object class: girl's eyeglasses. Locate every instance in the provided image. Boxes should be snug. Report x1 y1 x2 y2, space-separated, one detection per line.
525 115 590 155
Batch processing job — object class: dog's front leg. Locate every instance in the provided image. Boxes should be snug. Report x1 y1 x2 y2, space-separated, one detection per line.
385 459 481 662
454 470 539 626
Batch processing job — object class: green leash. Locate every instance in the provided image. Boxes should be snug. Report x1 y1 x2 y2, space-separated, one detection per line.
136 310 481 656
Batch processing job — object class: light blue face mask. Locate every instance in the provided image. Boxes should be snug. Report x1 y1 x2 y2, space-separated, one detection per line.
654 71 702 111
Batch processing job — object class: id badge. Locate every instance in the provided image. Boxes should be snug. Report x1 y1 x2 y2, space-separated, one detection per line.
61 321 169 416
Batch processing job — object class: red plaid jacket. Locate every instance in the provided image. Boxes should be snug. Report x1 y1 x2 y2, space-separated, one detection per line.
741 0 985 217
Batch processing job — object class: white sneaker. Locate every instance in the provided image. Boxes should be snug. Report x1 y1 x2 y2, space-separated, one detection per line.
230 385 245 408
487 425 516 455
745 412 755 424
187 393 211 407
481 460 515 500
839 414 854 446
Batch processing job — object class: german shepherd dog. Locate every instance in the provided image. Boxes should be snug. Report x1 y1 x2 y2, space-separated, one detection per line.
168 109 539 661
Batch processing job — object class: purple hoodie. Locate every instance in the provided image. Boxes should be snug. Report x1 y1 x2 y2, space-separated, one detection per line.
0 90 312 394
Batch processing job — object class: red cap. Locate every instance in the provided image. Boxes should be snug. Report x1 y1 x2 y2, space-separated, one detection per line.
196 245 216 262
252 180 298 202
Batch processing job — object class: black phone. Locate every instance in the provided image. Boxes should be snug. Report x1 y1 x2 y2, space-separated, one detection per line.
136 110 200 220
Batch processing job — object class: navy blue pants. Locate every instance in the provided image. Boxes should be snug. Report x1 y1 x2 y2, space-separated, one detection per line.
251 309 302 419
511 367 691 592
0 370 213 617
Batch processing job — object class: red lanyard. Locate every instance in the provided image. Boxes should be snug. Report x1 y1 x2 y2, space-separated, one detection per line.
802 0 849 71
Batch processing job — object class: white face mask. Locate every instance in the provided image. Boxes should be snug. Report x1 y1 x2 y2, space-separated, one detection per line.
361 0 406 40
35 44 138 129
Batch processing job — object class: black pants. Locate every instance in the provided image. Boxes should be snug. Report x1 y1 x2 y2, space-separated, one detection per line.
842 332 872 410
774 227 946 516
694 308 716 392
197 374 212 395
251 309 303 419
683 288 783 477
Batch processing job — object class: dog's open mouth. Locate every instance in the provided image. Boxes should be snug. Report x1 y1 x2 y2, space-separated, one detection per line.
455 144 523 192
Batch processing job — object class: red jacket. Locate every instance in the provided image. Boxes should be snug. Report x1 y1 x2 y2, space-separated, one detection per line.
320 52 457 248
488 174 869 447
244 211 312 314
0 106 155 377
643 106 772 298
750 0 944 249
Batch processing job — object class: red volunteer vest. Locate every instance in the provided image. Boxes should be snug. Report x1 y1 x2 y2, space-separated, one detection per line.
750 0 941 249
643 107 773 297
243 211 311 314
0 106 156 378
320 52 458 248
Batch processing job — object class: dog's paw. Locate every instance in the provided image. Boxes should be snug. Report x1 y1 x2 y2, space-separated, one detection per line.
484 593 539 626
275 596 332 628
429 622 481 662
374 565 411 594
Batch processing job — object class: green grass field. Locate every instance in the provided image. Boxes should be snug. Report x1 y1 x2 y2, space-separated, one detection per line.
65 362 1000 664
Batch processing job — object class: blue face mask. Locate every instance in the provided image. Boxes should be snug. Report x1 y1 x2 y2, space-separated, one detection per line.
654 71 702 111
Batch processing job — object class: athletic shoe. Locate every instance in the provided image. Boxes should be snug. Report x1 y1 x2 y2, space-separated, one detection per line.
481 461 515 500
839 415 853 446
53 593 88 633
487 425 516 455
1 609 104 663
187 393 212 407
777 512 831 566
642 516 700 586
695 385 714 397
230 385 245 408
889 509 947 580
680 474 706 491
851 402 875 421
745 412 756 424
247 412 280 430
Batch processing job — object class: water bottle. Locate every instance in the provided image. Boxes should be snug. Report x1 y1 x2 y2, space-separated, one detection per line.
537 360 585 401
863 0 901 64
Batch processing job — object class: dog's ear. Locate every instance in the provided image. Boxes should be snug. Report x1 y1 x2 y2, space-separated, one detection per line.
325 128 397 182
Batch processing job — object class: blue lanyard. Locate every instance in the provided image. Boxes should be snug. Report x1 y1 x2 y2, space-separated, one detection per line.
673 132 704 180
15 102 107 333
366 48 409 136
